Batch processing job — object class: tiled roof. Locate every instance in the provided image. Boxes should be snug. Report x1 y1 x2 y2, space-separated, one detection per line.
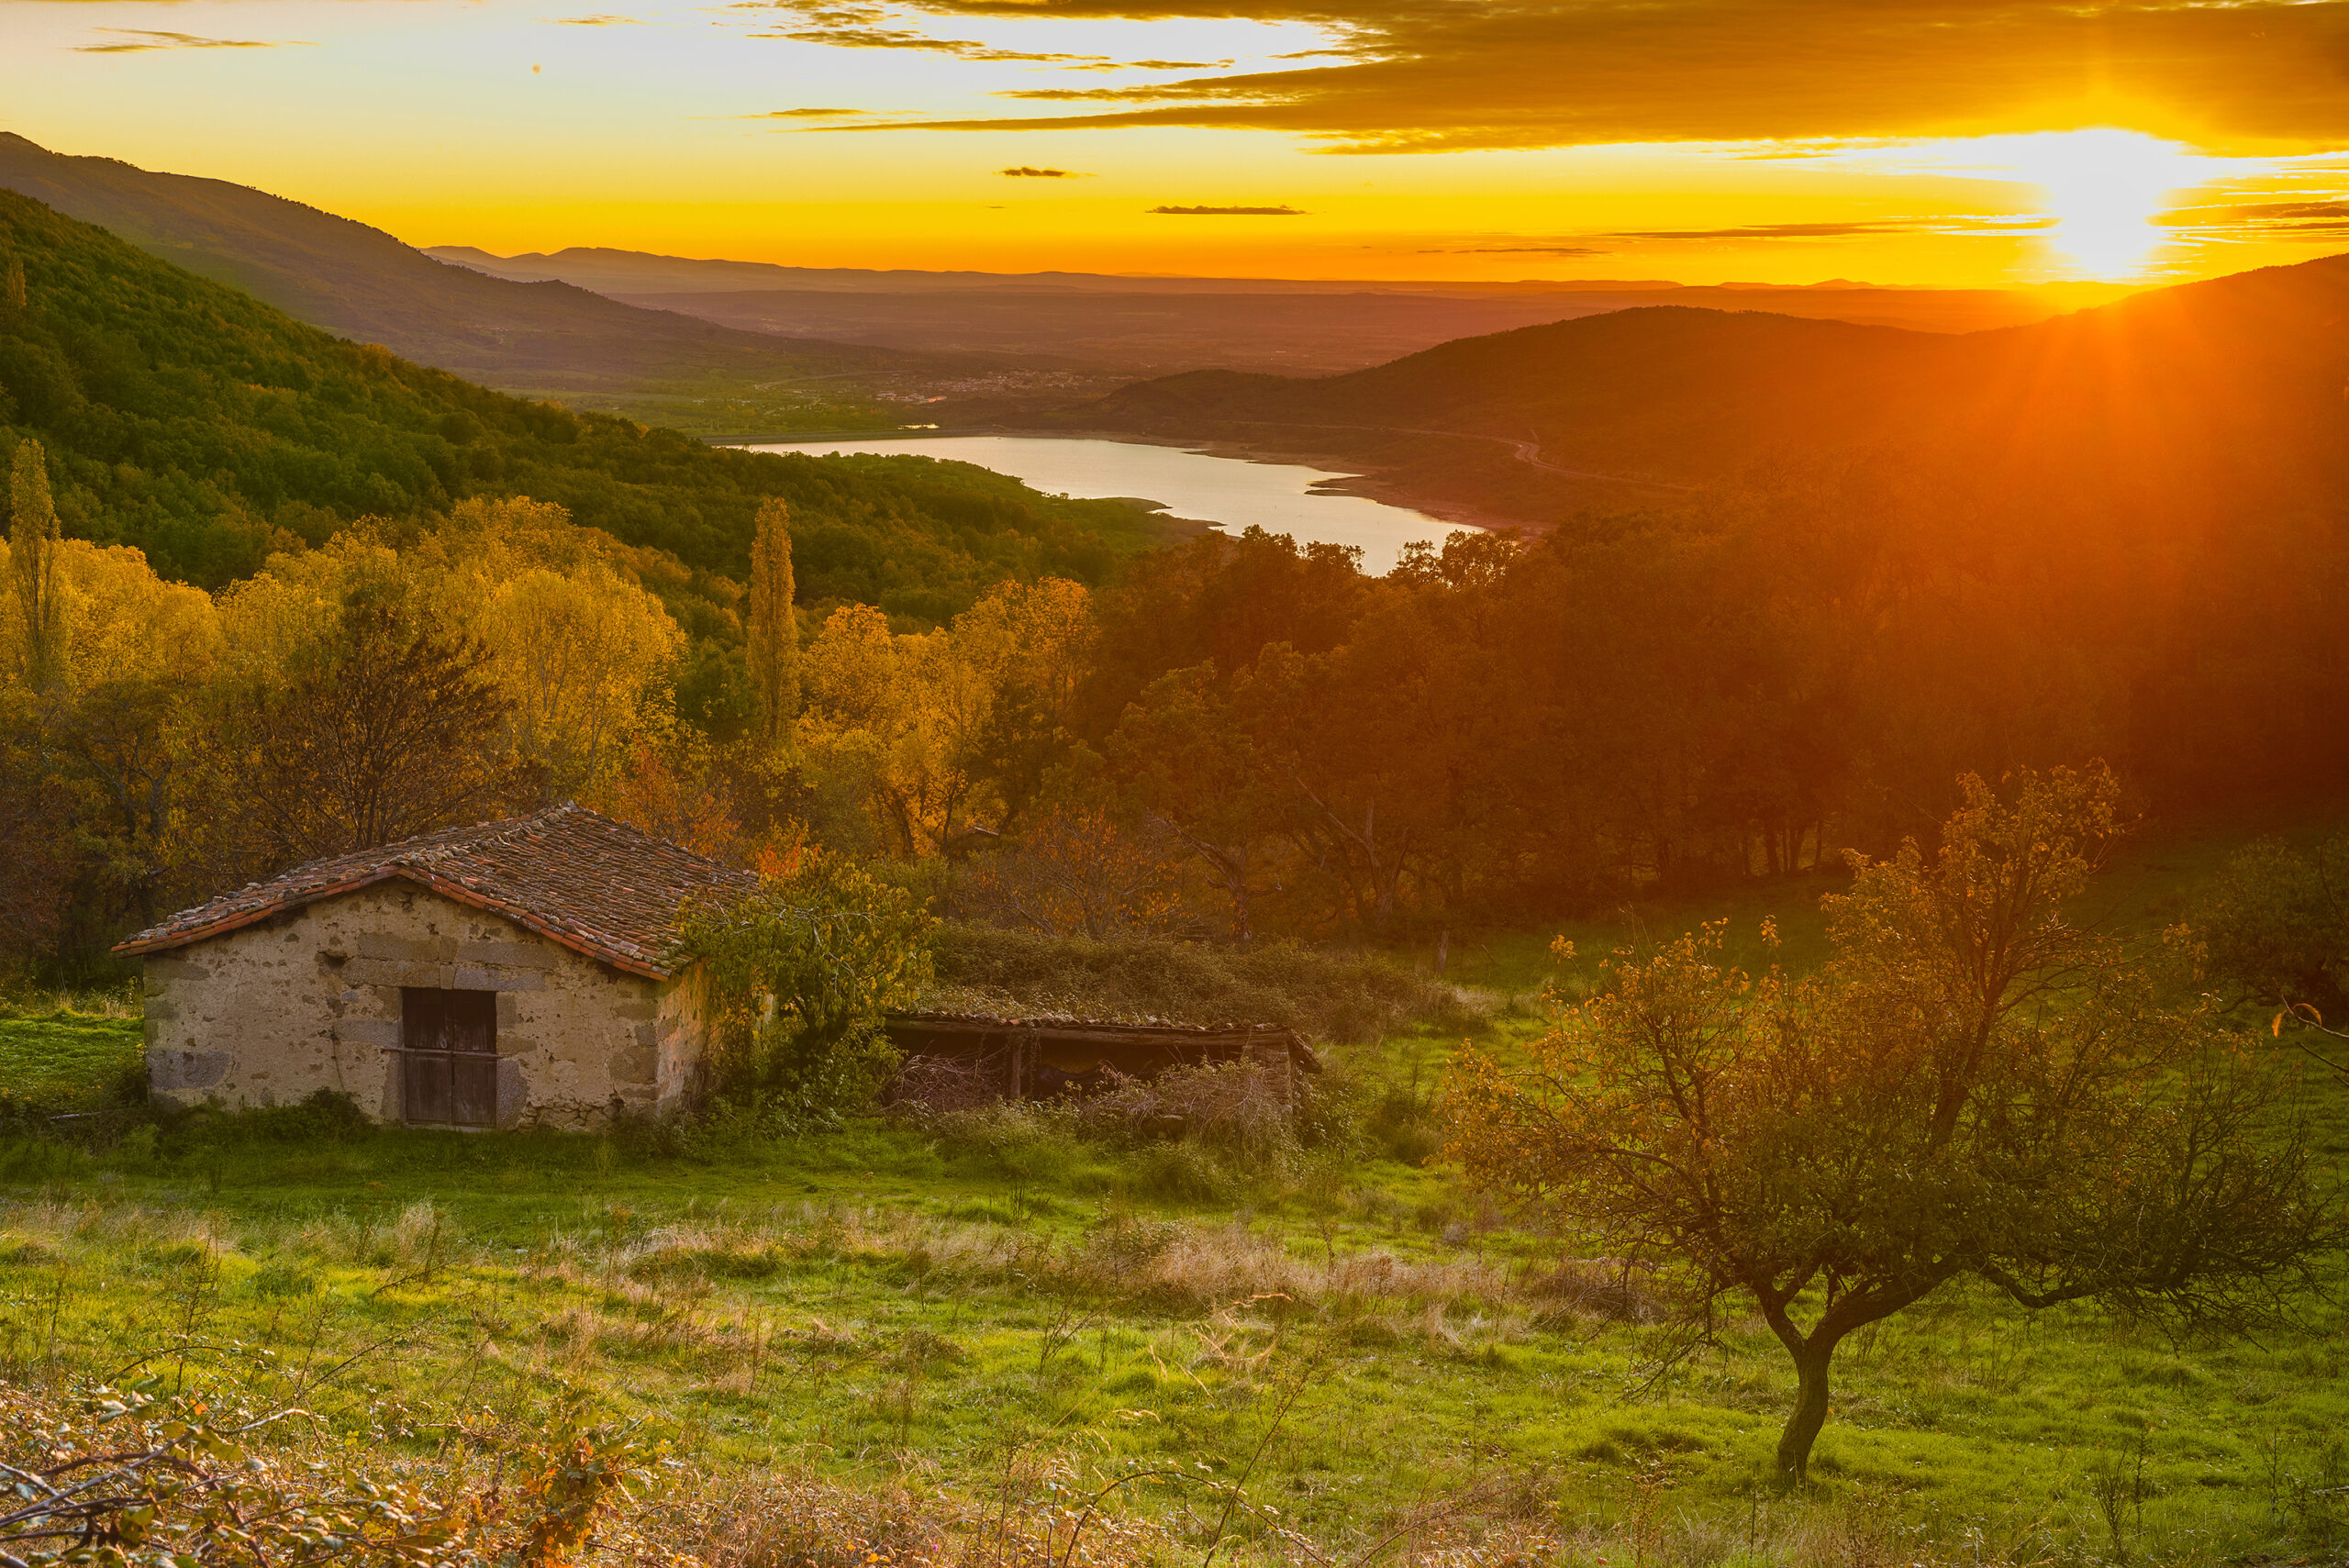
113 806 756 978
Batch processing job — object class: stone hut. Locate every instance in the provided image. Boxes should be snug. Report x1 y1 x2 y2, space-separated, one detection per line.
113 806 754 1129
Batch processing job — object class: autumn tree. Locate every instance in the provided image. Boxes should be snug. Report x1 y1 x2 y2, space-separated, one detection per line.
1106 663 1282 943
1451 766 2330 1485
223 588 533 869
959 807 1187 940
746 497 801 750
796 580 1095 857
7 439 67 693
470 563 683 801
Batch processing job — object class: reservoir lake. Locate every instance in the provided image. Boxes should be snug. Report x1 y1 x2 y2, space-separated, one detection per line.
741 435 1463 574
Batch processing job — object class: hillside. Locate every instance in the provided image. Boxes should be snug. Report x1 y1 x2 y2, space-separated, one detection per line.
0 134 1032 430
435 241 2120 379
0 186 1162 613
1079 253 2349 525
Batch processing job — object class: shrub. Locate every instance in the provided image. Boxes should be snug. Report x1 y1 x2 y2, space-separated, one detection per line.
2197 833 2349 1017
677 855 934 1125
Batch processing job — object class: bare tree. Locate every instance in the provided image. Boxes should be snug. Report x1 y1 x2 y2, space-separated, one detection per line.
225 594 535 869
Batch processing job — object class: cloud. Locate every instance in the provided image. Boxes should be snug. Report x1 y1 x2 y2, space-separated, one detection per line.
77 27 310 50
2163 198 2349 236
1056 56 1234 71
1431 244 1609 255
751 0 2349 154
747 106 876 116
1598 219 1991 241
547 13 644 23
1150 204 1304 215
1000 165 1085 176
748 23 1108 62
1425 215 2050 254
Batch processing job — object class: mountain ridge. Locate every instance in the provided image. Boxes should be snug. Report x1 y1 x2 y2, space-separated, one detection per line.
0 134 941 395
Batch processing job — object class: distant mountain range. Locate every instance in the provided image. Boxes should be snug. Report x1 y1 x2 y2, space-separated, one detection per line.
433 242 2127 377
1074 252 2349 529
0 134 962 408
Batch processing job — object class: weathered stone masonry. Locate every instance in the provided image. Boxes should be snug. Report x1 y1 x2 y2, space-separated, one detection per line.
119 806 751 1130
143 884 699 1127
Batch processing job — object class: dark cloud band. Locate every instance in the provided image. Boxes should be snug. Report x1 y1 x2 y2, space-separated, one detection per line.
754 0 2349 152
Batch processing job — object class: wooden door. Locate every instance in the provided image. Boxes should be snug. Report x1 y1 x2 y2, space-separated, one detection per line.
401 988 498 1127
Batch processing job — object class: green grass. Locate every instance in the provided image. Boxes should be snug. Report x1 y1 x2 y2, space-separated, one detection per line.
0 1009 144 1112
3 821 2346 1562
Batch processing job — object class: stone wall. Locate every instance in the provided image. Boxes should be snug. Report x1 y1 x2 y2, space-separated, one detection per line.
143 883 705 1127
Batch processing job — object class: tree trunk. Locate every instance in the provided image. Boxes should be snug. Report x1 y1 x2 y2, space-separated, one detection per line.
1776 1340 1835 1485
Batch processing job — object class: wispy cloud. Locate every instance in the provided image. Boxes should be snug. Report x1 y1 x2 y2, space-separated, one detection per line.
77 28 312 51
546 13 644 24
749 0 2349 155
746 106 878 117
1150 204 1304 215
2163 198 2349 237
1001 165 1085 176
1423 216 2051 256
1056 57 1233 72
1431 244 1609 256
747 24 1108 63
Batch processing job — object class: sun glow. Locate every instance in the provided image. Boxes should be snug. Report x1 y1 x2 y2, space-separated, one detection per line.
1891 129 2236 279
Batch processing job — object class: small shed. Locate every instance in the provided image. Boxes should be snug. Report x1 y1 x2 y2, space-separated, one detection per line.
114 806 754 1129
883 1012 1320 1102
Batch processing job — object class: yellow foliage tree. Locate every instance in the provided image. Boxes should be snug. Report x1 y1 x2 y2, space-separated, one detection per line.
796 580 1094 857
471 564 684 802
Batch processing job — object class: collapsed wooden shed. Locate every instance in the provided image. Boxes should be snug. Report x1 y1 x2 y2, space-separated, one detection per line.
882 1013 1319 1103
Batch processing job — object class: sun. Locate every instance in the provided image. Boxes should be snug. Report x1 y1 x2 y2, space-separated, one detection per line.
1988 129 2219 278
1878 128 2239 280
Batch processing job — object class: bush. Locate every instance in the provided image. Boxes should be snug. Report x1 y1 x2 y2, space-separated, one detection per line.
677 855 935 1125
2198 834 2349 1017
923 924 1490 1044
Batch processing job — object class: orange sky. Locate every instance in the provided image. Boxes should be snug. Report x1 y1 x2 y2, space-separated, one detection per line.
8 0 2349 286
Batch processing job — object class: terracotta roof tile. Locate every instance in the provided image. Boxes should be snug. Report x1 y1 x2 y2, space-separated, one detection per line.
113 806 756 978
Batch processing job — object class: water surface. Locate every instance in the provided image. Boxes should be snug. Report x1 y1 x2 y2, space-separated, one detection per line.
742 434 1462 574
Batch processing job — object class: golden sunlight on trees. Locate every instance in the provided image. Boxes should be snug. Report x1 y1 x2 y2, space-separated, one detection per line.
0 495 717 975
1448 766 2331 1485
471 564 684 804
746 497 800 751
797 579 1094 859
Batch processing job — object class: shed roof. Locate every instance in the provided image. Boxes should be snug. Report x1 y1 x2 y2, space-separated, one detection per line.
885 1011 1321 1073
113 805 755 979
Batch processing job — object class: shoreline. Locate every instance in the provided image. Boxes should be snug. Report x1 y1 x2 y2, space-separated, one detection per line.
723 426 1518 540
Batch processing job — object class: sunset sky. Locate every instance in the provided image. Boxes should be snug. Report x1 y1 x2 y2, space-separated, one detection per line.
9 0 2349 286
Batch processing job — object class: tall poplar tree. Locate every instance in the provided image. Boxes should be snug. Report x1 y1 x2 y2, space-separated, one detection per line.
746 496 801 750
8 439 67 693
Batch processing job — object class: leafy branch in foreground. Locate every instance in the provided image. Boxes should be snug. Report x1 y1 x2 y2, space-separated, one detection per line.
1449 764 2332 1486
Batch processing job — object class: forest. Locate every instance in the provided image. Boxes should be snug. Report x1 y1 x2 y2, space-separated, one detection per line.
6 172 2349 978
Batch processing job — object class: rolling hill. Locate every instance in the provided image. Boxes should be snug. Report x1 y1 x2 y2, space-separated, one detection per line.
435 241 2121 379
1076 252 2349 528
0 186 1163 620
0 134 1001 417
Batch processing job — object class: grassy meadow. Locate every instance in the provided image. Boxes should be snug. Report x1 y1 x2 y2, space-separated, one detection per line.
3 819 2347 1566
